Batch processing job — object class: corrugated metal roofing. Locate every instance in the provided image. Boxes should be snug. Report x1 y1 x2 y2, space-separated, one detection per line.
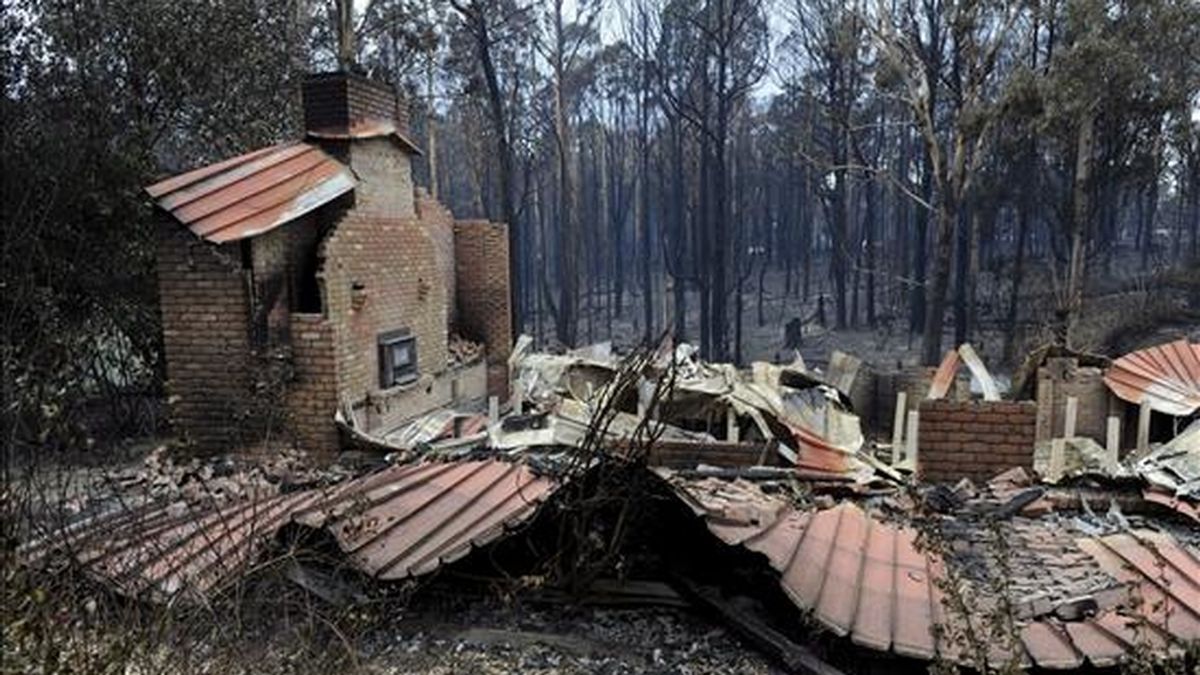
20 489 322 602
1144 487 1200 523
1103 339 1200 416
665 474 1200 669
145 141 356 244
20 459 560 600
293 459 557 579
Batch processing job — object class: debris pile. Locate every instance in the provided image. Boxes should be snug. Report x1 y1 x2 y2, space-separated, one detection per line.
17 336 1200 673
447 333 484 366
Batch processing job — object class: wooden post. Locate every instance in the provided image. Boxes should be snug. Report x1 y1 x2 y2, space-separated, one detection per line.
1063 396 1078 439
727 407 740 443
512 381 524 416
1105 416 1120 467
1048 438 1066 482
488 395 499 424
891 392 907 465
1136 401 1152 454
905 410 919 468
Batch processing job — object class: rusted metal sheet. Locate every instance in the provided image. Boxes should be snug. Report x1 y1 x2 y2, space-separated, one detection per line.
1103 339 1200 416
1143 488 1200 523
20 490 322 602
927 344 999 401
145 141 356 244
789 423 853 475
927 349 961 400
308 119 423 155
294 459 557 579
666 474 1200 669
21 459 560 600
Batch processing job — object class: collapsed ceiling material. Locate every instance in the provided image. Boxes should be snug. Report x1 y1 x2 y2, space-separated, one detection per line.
504 336 888 484
1103 339 1200 416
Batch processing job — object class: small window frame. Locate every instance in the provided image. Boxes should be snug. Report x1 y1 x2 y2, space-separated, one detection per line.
378 329 418 389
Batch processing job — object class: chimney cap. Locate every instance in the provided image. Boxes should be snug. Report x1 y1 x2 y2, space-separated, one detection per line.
302 71 418 153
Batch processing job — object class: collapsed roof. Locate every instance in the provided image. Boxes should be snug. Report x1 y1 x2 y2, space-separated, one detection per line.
19 338 1200 672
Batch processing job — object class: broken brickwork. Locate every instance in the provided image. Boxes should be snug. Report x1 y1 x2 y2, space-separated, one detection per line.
873 366 969 437
417 190 457 324
919 400 1037 482
454 219 513 399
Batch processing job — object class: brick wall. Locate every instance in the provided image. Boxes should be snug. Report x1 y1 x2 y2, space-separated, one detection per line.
453 220 513 399
156 222 252 451
1036 357 1121 444
286 313 339 452
918 400 1038 483
416 189 456 323
303 71 410 135
320 212 448 427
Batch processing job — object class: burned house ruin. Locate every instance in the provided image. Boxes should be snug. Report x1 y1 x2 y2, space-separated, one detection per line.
148 71 512 454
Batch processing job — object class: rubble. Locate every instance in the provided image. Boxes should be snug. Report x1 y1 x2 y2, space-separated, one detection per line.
660 468 1200 669
360 597 777 675
17 337 1200 673
447 333 484 366
1133 418 1200 500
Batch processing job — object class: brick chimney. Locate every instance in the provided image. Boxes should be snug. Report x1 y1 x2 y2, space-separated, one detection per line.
302 71 410 135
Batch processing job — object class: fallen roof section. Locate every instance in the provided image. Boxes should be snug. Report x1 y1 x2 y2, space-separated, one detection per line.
20 459 562 600
1133 418 1200 501
145 141 356 244
660 470 1200 670
1077 530 1200 644
19 489 324 602
663 474 960 662
1103 339 1200 416
293 459 559 580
